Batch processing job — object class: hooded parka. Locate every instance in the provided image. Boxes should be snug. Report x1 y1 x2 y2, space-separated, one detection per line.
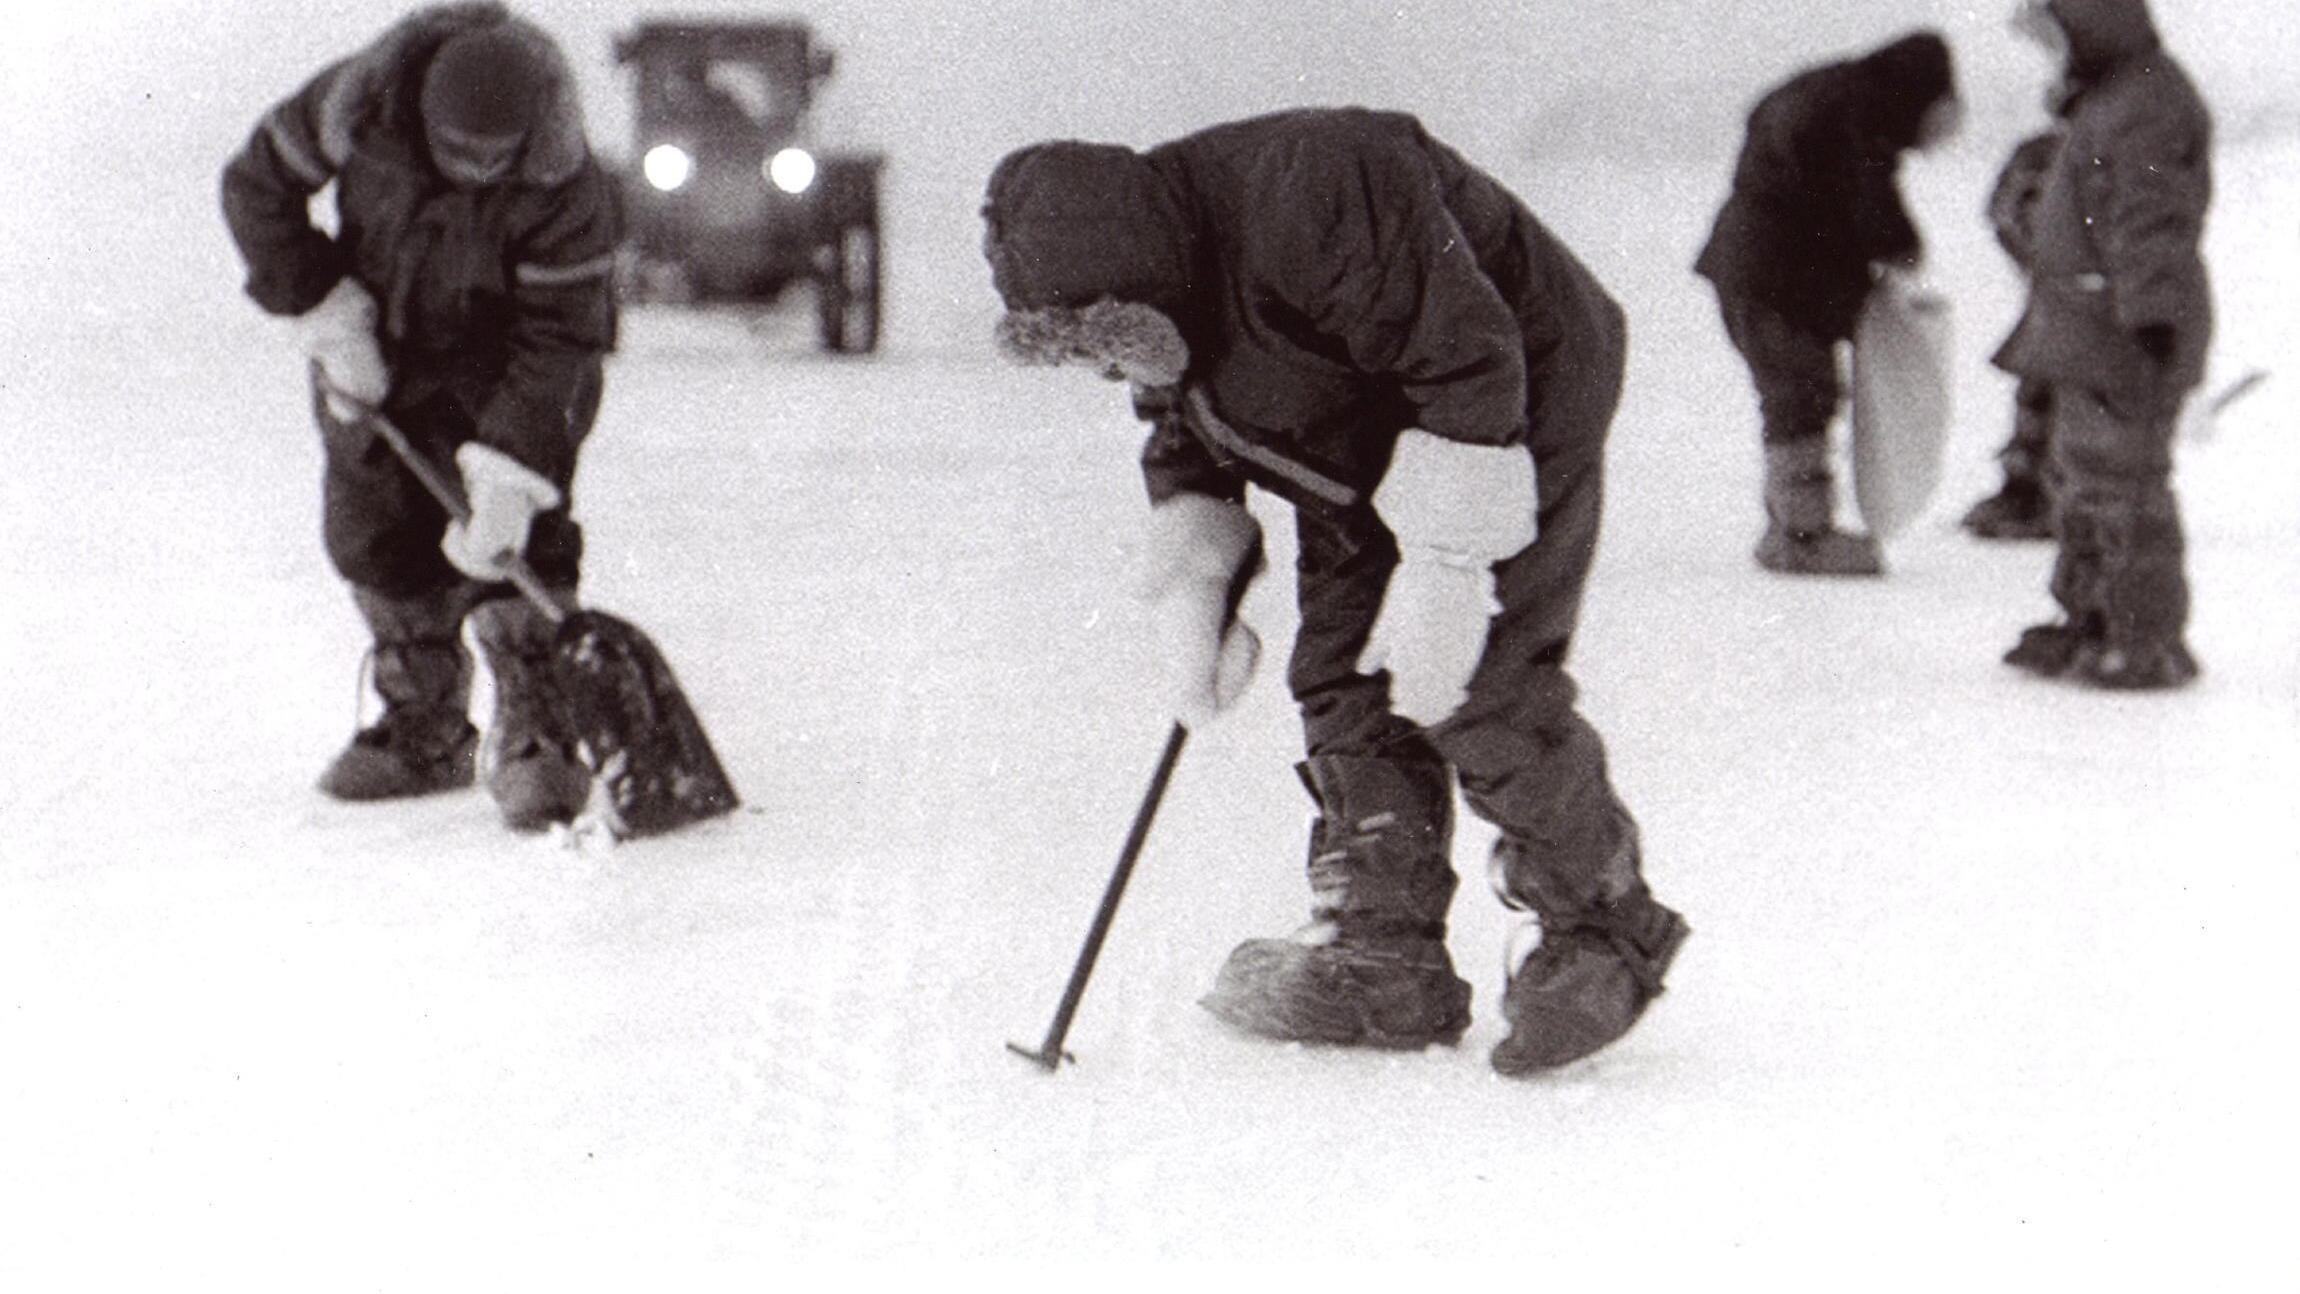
982 109 1656 990
985 108 1626 520
1694 32 1955 340
1990 0 2212 421
222 3 620 490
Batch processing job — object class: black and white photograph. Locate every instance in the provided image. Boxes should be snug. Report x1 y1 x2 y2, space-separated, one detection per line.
3 0 2293 1282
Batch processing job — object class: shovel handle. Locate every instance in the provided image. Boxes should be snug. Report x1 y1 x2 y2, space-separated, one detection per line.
312 363 567 624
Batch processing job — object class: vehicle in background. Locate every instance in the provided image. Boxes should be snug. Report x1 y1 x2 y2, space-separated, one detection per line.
613 18 884 353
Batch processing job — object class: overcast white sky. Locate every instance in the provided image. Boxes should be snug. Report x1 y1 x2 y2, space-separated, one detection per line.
0 1 2285 345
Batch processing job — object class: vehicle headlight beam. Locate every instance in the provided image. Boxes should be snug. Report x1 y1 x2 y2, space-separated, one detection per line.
643 144 694 192
767 148 817 195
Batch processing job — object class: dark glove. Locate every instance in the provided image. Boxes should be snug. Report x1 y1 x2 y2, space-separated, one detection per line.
2112 325 2185 424
2135 324 2176 365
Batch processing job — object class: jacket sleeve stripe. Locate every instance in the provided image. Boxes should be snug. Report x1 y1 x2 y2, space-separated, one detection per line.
515 252 619 288
1185 388 1360 507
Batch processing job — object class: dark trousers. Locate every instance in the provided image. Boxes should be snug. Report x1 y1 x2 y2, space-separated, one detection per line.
319 370 598 599
2002 376 2054 485
1716 294 1842 446
1286 317 1642 915
2044 385 2189 650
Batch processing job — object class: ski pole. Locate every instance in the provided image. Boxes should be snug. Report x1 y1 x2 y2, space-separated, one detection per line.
1008 721 1190 1071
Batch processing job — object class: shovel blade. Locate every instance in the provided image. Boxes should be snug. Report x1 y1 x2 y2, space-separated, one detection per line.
551 609 740 839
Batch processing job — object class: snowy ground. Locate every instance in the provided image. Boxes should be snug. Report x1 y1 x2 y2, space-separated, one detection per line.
5 81 2298 1291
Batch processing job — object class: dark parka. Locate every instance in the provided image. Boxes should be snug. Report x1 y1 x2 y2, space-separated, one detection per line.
984 108 1649 944
221 2 621 487
1694 33 1955 339
983 108 1626 518
1991 0 2212 421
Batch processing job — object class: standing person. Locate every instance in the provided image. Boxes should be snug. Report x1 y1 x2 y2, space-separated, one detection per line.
1994 0 2212 689
981 109 1688 1076
1961 124 2067 540
221 4 623 827
1695 31 1962 576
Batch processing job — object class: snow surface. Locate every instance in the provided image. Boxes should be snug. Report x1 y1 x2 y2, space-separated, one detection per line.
4 2 2298 1285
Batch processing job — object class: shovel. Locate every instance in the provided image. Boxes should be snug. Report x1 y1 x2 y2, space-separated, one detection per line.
314 366 740 839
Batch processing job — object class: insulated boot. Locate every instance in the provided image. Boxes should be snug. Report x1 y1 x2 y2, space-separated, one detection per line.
470 597 591 832
2003 619 2094 677
1959 478 2053 541
2009 505 2113 677
2016 486 2197 690
2073 488 2198 691
1200 755 1472 1049
2075 639 2199 691
1755 439 1882 576
1963 384 2056 541
318 587 477 801
1487 823 1688 1075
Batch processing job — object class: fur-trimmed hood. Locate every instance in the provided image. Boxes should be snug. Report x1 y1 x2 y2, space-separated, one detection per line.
981 141 1196 311
1854 30 1956 148
315 2 591 188
992 298 1190 386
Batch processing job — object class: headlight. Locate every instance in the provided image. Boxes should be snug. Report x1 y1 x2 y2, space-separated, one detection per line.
766 147 817 195
643 144 694 192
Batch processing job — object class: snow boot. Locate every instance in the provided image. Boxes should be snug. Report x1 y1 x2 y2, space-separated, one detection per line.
2010 615 2196 688
1962 384 2055 541
2003 619 2094 677
1959 478 2053 541
2076 639 2199 691
1487 822 1688 1075
2013 487 2197 689
1200 755 1472 1049
2073 489 2198 691
1755 439 1882 576
470 596 591 832
318 587 477 801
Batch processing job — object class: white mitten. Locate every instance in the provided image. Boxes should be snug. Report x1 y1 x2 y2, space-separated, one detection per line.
1358 553 1499 726
441 442 562 581
1139 493 1263 726
297 279 390 417
1357 429 1537 727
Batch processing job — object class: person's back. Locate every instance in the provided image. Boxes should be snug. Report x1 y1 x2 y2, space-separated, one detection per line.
1137 108 1624 490
1696 37 1950 338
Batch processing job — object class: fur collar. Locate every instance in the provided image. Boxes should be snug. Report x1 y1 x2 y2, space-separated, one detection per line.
317 2 590 189
994 299 1191 388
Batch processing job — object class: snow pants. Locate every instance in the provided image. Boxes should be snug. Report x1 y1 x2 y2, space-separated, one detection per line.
2043 385 2189 652
1287 303 1642 917
1715 293 1845 447
2001 376 2054 489
318 367 598 601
